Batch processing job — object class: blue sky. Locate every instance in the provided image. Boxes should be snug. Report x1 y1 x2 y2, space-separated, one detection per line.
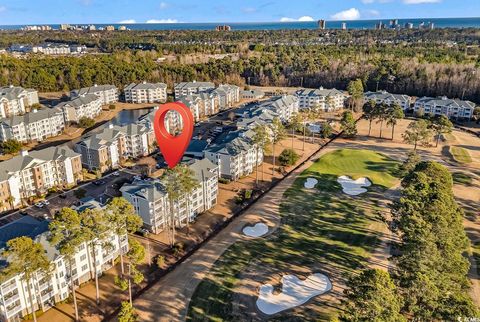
0 0 478 25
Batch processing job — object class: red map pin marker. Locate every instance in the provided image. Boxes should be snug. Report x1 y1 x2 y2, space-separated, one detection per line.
153 102 194 169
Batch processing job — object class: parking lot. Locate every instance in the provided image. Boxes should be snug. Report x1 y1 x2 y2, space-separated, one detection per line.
0 169 136 223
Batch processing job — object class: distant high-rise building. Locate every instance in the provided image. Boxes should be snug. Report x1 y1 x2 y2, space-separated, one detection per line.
428 22 435 30
405 22 414 29
215 25 231 31
317 20 326 30
341 22 347 30
375 21 385 30
419 22 425 29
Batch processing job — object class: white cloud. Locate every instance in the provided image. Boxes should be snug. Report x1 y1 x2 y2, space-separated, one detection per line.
331 8 361 21
159 2 169 9
280 16 314 22
118 19 136 24
403 0 441 3
146 19 178 23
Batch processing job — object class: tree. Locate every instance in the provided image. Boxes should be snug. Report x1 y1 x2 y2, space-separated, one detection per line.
78 117 95 129
252 124 271 184
269 117 286 176
115 239 145 304
402 120 432 151
162 166 184 247
49 208 85 322
1 237 52 322
362 100 377 137
429 115 453 147
347 79 364 112
376 103 389 139
80 208 109 305
0 139 23 155
178 164 199 235
386 103 405 140
392 161 478 320
288 113 302 150
117 301 137 322
342 269 405 322
340 111 357 138
319 122 333 139
106 197 143 274
278 148 300 167
137 157 157 176
397 151 421 177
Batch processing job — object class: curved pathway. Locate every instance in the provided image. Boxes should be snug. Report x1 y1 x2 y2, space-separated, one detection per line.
132 147 334 322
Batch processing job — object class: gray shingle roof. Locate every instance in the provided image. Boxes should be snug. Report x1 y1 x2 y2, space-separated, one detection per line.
0 86 35 101
415 96 475 109
296 88 344 97
56 94 100 109
120 179 167 201
364 91 410 103
0 107 63 127
124 82 167 91
73 84 117 96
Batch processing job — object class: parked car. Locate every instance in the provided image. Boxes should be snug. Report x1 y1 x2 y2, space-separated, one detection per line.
43 200 50 205
112 171 120 177
35 203 44 208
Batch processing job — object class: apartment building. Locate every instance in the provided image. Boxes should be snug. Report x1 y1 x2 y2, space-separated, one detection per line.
9 43 87 55
212 84 240 110
178 91 219 121
71 84 118 106
57 94 102 123
240 89 265 100
124 82 167 103
120 158 218 233
364 91 411 110
205 131 263 181
0 215 127 322
75 122 155 172
0 86 39 118
0 146 82 209
174 81 215 98
414 96 476 119
0 108 65 143
296 87 347 111
255 95 299 122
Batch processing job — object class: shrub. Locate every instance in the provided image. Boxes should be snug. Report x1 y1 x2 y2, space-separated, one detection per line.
156 255 165 269
109 104 116 110
0 139 23 155
78 117 95 128
172 242 184 257
279 148 300 166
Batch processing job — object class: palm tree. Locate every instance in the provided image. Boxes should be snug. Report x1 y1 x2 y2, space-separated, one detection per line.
80 208 109 305
1 237 52 322
105 197 143 275
6 196 15 210
377 103 389 139
288 113 301 150
49 208 85 322
362 100 377 137
252 124 270 184
178 165 199 235
269 117 286 176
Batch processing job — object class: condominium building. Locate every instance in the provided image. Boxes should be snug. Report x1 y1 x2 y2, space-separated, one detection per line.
0 146 82 209
296 87 347 111
212 84 240 110
364 91 411 110
120 158 218 233
0 108 65 143
0 215 127 322
71 84 118 106
0 86 39 118
240 89 265 100
75 122 155 172
174 81 215 98
124 82 167 104
57 94 102 123
9 43 87 55
255 95 299 122
178 92 219 121
205 131 263 181
414 96 476 119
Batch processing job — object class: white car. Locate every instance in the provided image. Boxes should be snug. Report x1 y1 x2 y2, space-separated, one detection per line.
43 200 50 205
113 171 120 176
35 203 44 208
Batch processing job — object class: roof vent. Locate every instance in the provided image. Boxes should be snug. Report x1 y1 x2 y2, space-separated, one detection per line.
21 150 29 156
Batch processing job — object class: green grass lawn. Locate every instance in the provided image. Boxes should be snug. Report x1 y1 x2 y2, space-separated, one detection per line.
450 146 473 164
187 149 399 321
452 172 473 186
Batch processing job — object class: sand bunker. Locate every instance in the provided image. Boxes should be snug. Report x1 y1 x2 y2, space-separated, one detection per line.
304 178 318 189
243 223 269 237
337 176 371 196
256 273 332 315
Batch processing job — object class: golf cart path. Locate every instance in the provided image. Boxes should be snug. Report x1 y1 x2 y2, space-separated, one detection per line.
132 146 336 322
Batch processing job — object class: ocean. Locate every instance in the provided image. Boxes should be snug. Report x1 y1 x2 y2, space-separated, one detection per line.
1 17 480 31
